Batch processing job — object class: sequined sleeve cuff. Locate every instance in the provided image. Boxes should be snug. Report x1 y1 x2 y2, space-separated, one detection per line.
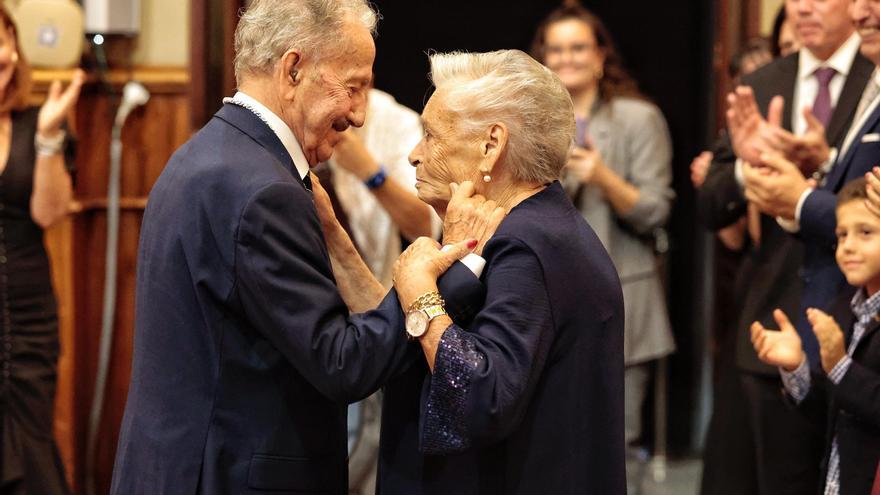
420 324 484 455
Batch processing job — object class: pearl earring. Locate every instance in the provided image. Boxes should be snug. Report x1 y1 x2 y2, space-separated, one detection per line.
482 174 491 183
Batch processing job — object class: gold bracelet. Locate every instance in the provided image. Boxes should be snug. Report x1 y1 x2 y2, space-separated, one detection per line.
407 291 444 313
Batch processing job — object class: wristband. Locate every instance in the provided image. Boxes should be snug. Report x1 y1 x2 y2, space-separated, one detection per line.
35 130 66 157
364 165 387 190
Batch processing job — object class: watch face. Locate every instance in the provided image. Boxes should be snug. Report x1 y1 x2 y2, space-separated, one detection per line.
406 310 429 338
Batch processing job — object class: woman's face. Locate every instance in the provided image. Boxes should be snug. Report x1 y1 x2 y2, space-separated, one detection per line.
408 92 485 215
542 18 605 94
0 26 16 96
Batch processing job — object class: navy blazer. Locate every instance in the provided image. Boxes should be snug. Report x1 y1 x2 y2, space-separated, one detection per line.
109 104 476 494
797 99 880 368
377 182 626 495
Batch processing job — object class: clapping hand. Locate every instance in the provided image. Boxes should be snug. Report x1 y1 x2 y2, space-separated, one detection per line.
690 151 713 189
441 181 506 256
807 308 847 375
743 152 810 220
727 87 830 174
751 309 805 372
565 145 604 184
38 69 86 138
727 86 784 166
865 167 880 217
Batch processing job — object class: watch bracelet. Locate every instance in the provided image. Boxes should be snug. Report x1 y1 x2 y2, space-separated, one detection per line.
407 291 444 313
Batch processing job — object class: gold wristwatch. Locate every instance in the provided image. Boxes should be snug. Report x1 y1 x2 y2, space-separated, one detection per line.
405 291 447 339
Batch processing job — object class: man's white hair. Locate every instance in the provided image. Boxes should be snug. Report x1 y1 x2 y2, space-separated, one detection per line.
429 50 575 184
234 0 378 83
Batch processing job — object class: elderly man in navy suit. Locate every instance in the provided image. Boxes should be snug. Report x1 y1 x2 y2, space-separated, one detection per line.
109 1 479 493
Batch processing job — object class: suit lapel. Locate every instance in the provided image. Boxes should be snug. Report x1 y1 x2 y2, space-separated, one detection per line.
851 317 880 356
213 103 303 181
774 54 799 132
826 53 874 148
828 101 880 192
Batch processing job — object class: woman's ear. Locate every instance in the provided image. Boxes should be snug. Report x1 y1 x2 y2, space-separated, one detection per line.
478 123 508 179
482 122 508 159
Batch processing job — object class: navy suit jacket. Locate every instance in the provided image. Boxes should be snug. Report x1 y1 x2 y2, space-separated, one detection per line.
797 99 880 368
110 104 477 494
377 183 626 495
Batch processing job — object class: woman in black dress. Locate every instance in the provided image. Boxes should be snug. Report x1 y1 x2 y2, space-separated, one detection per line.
0 6 85 495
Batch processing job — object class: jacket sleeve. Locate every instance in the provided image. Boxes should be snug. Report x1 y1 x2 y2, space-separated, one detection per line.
799 188 839 249
418 236 554 454
832 359 880 429
233 180 417 403
616 104 675 234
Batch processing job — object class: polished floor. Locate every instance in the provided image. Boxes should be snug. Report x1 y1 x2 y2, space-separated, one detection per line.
631 456 702 495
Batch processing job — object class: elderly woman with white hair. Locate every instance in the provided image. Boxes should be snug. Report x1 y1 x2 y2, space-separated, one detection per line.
318 49 626 494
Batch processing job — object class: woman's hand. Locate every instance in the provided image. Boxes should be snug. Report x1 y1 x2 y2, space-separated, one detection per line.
807 308 846 375
309 171 339 231
442 181 506 256
393 237 476 311
38 69 86 138
565 146 604 184
750 309 804 372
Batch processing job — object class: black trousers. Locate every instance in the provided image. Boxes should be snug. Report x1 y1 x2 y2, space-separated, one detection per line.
701 348 825 495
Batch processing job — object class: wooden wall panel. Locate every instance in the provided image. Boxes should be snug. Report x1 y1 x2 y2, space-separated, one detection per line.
35 68 191 495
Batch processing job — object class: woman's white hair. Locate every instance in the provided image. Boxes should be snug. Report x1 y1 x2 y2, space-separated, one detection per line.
234 0 378 83
429 50 575 184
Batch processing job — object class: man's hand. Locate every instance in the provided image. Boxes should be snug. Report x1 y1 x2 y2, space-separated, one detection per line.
807 308 847 375
690 151 713 189
866 167 880 217
442 181 506 256
332 130 380 181
774 108 831 176
751 309 805 371
726 86 784 165
743 152 811 220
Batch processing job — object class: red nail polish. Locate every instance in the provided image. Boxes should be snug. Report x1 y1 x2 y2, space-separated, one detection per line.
467 239 477 249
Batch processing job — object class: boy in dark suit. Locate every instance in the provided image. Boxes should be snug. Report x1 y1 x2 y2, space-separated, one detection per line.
751 177 880 495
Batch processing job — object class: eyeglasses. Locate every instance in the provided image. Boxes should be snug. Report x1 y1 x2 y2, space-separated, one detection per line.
543 43 597 57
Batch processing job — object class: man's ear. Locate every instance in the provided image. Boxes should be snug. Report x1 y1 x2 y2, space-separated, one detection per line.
279 50 302 100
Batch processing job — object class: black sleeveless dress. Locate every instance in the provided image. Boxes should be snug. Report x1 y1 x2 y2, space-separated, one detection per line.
0 107 71 495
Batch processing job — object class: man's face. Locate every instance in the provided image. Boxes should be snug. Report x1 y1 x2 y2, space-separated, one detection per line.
853 0 880 64
836 199 880 295
785 0 854 59
408 92 484 215
288 23 374 166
